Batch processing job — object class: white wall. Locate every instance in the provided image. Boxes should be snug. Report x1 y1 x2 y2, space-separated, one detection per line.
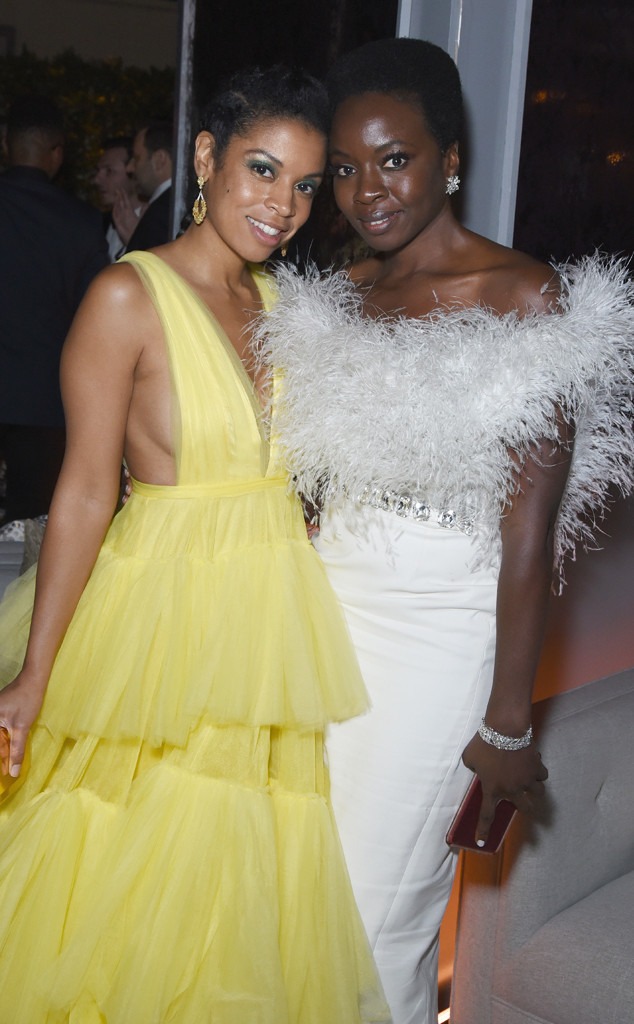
397 0 533 246
2 0 179 68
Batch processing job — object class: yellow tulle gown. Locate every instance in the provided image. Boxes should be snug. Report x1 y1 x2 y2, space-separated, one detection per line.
0 251 389 1024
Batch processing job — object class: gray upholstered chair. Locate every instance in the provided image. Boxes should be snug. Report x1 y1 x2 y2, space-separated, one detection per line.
451 669 634 1024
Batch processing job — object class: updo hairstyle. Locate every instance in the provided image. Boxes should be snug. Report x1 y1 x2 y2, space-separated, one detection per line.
200 65 329 165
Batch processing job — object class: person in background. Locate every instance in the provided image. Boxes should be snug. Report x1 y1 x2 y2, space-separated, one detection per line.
260 37 634 1024
122 120 173 252
93 136 145 261
0 95 109 525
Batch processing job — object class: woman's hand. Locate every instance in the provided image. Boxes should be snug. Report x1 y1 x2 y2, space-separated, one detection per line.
0 674 45 778
462 731 548 845
464 418 572 846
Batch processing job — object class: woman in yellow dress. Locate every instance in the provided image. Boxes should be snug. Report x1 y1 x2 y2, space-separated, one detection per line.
0 66 388 1024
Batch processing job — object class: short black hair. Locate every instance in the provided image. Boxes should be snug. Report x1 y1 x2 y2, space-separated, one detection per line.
7 95 64 144
327 38 463 152
101 135 133 159
200 65 329 165
141 122 173 159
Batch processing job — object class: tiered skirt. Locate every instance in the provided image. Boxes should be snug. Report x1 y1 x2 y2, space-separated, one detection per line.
0 478 389 1023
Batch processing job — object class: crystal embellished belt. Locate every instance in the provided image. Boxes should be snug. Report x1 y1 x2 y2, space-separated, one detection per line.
357 486 475 536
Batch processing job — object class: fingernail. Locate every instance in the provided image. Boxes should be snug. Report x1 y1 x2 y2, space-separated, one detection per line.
476 839 486 848
9 764 20 778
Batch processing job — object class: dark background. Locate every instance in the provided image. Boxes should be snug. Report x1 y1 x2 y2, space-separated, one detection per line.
514 0 634 261
193 0 399 102
1 0 631 262
192 0 633 263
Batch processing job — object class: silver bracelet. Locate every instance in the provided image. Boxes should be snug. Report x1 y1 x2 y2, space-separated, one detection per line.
478 718 533 751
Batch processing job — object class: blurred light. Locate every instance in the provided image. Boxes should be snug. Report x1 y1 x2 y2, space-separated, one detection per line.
606 151 626 165
531 89 566 104
438 1011 451 1023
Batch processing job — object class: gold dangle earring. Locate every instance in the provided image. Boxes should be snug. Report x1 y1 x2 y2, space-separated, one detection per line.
192 175 207 225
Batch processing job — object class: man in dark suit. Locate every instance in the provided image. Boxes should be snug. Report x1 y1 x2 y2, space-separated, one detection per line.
0 96 109 524
121 121 173 252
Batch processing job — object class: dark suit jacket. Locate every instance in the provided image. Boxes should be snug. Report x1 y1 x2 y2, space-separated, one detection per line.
125 186 172 253
0 166 109 427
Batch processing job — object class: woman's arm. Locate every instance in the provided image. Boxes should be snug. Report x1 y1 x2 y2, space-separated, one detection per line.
0 265 145 776
462 419 574 843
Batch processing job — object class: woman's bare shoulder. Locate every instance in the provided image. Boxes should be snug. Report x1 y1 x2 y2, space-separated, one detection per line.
346 255 383 288
85 260 151 309
75 261 155 331
473 237 560 315
64 261 159 364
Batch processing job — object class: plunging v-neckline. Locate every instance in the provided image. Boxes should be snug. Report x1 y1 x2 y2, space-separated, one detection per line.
143 251 270 428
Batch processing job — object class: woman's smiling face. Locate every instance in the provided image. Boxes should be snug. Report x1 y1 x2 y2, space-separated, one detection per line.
329 92 459 254
198 117 326 262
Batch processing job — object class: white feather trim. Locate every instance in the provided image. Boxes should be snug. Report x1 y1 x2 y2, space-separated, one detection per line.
255 254 634 581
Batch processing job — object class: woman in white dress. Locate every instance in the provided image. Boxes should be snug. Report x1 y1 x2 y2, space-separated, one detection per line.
260 38 634 1024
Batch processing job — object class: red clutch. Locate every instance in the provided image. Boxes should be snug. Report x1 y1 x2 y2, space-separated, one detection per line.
446 775 517 854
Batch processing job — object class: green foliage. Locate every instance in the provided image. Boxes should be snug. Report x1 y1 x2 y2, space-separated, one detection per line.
0 48 174 202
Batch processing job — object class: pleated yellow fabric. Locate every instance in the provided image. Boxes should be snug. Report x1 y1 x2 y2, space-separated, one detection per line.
0 252 389 1024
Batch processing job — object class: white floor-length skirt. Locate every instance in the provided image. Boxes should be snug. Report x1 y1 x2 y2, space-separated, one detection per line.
315 505 500 1024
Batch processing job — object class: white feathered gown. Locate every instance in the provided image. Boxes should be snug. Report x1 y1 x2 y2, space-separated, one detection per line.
258 256 634 1024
